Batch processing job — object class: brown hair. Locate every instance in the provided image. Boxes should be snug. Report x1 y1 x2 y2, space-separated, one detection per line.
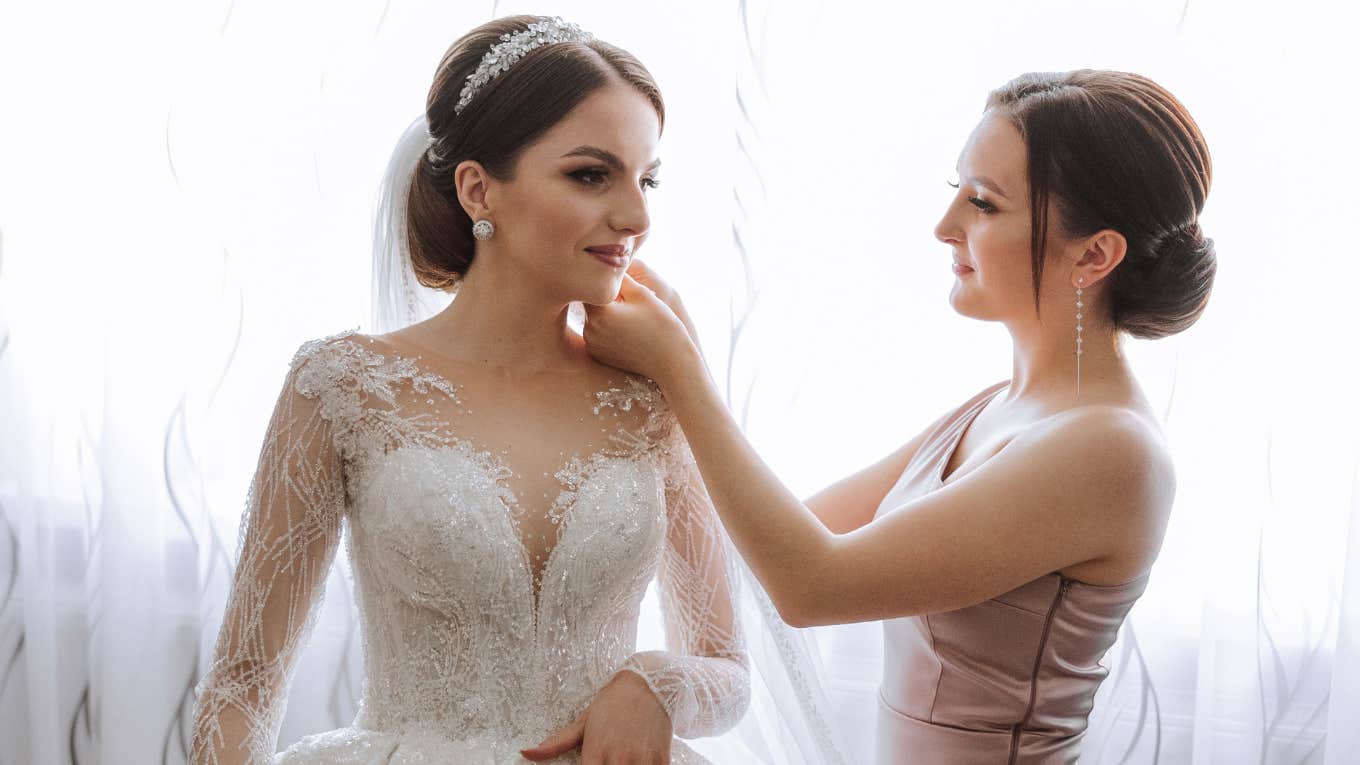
987 70 1215 339
407 16 665 290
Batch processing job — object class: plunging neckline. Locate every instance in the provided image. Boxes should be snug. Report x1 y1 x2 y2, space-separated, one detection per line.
936 381 1010 486
345 330 664 617
403 439 637 619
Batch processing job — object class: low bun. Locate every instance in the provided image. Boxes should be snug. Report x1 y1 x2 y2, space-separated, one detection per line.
1110 222 1217 340
407 150 473 291
986 70 1217 341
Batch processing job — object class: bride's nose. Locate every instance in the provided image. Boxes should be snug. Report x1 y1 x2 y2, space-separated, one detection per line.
609 186 650 237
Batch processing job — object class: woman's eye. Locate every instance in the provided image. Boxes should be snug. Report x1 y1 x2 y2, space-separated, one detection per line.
949 180 996 213
968 196 997 213
570 168 608 185
641 176 661 190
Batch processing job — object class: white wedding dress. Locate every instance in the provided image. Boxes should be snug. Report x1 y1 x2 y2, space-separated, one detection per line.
190 328 750 764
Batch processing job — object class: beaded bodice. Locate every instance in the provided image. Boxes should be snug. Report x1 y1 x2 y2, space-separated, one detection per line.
190 329 748 763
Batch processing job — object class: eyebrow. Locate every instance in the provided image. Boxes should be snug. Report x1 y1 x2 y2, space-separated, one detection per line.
957 169 1011 201
562 145 662 173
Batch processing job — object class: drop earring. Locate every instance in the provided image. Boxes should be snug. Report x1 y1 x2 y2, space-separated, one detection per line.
1075 277 1084 398
472 219 495 241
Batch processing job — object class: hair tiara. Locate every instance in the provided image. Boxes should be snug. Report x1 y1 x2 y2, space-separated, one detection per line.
454 17 593 115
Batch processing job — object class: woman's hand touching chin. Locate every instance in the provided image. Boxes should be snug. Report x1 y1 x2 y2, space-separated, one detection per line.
583 261 700 385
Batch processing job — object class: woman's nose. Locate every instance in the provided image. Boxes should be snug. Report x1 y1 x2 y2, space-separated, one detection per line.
934 212 960 245
611 187 650 237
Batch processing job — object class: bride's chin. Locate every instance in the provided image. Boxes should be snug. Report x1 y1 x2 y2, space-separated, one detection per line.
578 279 625 306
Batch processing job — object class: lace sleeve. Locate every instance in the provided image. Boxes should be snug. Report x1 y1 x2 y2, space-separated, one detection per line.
190 341 350 765
619 425 751 739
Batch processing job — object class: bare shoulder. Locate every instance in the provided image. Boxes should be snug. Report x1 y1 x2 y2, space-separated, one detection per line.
1012 404 1175 580
1052 405 1171 485
1017 404 1174 505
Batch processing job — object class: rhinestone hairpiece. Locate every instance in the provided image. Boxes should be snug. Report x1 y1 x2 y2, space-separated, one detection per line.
454 17 593 115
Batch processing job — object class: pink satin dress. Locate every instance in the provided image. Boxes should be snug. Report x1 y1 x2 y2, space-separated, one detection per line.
873 381 1150 764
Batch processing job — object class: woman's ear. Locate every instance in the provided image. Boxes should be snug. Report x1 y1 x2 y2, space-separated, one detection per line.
1073 229 1127 287
454 160 493 221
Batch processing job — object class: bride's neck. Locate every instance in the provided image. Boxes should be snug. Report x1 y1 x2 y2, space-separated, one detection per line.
422 265 585 373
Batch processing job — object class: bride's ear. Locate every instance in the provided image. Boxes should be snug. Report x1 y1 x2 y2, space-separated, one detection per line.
453 160 493 221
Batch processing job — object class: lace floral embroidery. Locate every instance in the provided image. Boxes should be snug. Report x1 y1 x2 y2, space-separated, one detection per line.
191 329 748 764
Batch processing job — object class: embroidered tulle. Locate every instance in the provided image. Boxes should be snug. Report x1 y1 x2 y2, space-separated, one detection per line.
190 329 749 764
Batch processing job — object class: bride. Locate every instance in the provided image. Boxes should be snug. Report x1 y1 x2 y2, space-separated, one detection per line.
189 16 837 765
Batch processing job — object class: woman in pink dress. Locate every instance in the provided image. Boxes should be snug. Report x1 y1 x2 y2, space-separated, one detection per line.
581 70 1216 763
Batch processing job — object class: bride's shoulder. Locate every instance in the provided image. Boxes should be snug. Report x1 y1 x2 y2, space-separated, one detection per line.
593 369 665 411
290 326 366 366
284 326 374 399
589 369 680 444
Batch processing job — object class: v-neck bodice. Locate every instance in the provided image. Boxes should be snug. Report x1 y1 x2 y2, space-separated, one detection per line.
192 328 749 764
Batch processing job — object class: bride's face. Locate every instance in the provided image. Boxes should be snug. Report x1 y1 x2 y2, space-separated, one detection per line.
486 81 661 306
934 111 1069 326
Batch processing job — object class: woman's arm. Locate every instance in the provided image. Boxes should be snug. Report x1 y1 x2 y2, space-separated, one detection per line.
803 424 940 534
626 261 937 537
190 344 348 765
584 273 1174 628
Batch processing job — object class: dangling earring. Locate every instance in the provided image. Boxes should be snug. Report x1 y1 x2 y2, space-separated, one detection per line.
472 219 495 241
1075 277 1084 398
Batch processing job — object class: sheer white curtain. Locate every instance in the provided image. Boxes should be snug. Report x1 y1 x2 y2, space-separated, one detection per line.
1 0 1357 763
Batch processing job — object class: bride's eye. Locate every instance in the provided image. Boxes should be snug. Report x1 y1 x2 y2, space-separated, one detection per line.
569 168 608 186
641 176 661 190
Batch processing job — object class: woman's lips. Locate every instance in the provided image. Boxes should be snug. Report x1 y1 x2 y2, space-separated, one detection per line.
586 246 630 267
952 262 974 276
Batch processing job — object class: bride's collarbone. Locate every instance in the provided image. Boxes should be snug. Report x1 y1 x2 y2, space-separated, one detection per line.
370 328 615 383
360 333 651 421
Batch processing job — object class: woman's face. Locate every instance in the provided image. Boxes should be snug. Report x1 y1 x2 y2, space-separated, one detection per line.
482 81 661 306
934 110 1070 326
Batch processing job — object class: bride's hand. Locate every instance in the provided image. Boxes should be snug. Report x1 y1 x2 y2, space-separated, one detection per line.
520 670 672 764
584 270 699 385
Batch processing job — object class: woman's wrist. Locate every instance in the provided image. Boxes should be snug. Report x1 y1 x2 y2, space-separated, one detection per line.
666 296 702 351
654 337 705 392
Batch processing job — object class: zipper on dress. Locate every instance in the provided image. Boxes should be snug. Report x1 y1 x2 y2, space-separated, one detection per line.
1008 575 1072 765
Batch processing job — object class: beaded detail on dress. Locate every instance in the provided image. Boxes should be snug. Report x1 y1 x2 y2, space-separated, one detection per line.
190 328 748 764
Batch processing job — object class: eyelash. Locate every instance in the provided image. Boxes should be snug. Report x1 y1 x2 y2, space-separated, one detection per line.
947 180 997 214
569 168 661 190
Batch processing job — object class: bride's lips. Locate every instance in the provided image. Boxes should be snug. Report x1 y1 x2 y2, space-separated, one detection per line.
585 244 630 268
952 261 974 276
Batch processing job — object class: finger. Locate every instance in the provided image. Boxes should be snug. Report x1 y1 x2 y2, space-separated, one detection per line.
618 273 654 300
579 736 604 765
520 716 585 760
626 258 657 281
